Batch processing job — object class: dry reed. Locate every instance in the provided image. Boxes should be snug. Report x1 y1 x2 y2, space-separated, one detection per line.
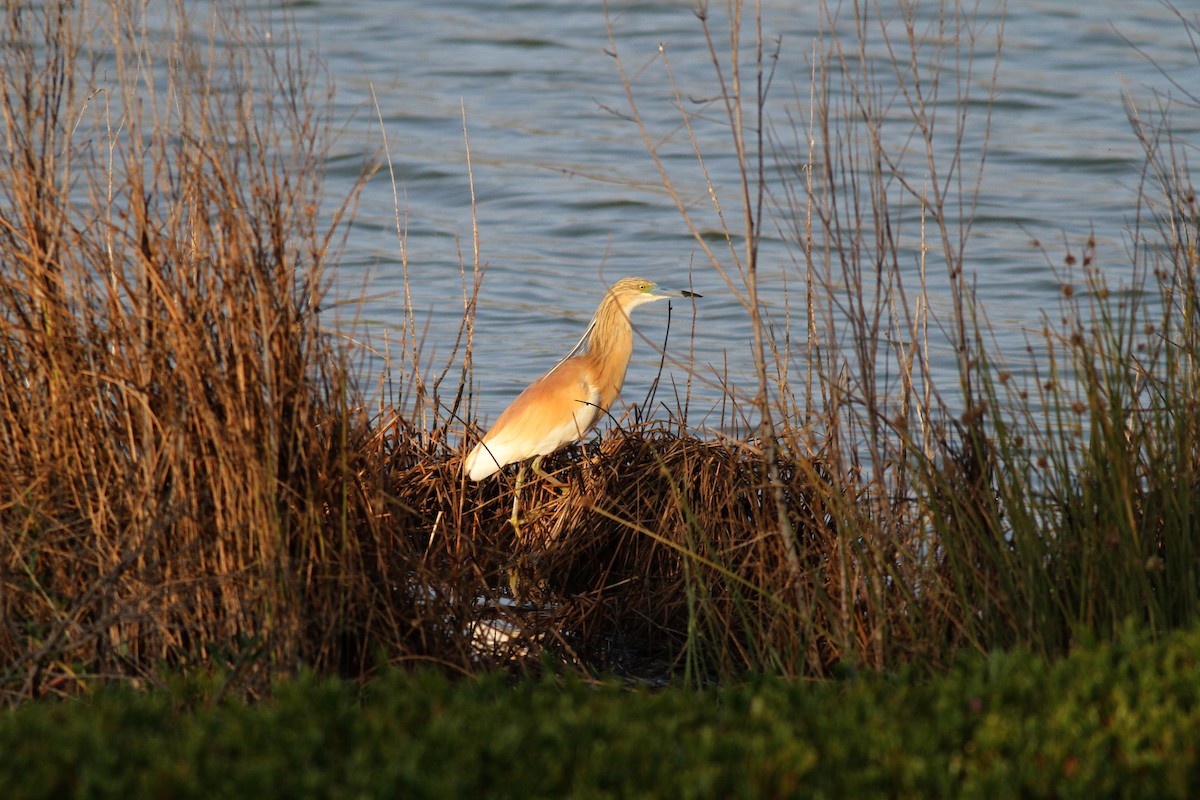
3 0 1199 705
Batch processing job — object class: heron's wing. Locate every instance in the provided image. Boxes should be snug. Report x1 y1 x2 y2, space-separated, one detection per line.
464 358 600 480
545 319 594 374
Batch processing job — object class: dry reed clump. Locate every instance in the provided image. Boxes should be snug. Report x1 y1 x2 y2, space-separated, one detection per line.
3 0 879 698
367 413 522 669
0 0 431 702
416 420 849 680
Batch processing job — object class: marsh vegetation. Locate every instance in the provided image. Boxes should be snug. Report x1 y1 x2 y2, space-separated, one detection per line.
1 0 1197 703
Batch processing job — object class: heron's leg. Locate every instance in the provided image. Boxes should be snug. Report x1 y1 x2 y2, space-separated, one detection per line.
509 461 527 532
531 454 567 488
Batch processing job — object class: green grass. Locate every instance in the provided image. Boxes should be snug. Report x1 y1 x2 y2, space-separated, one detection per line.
2 622 1198 799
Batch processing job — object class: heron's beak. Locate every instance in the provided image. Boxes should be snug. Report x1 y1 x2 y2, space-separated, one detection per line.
658 287 702 299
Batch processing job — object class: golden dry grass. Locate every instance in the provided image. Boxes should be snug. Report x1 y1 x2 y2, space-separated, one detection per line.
4 0 1200 704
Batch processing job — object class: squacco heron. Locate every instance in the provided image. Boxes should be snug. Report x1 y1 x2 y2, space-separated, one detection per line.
464 277 700 524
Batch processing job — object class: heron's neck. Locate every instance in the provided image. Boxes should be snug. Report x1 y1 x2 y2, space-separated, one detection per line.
585 300 633 357
582 298 634 411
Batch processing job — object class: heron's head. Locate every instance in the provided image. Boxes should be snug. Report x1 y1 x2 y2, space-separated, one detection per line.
608 277 701 313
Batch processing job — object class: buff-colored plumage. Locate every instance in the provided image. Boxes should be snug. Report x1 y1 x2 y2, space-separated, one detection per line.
465 277 697 481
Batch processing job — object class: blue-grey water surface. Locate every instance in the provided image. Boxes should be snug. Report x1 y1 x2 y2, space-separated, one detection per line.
281 0 1197 434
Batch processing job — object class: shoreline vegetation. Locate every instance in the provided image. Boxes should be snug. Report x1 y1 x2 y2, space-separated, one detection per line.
3 622 1198 798
2 0 1198 720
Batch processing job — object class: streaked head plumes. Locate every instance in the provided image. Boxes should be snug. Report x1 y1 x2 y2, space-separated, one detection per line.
463 277 699 482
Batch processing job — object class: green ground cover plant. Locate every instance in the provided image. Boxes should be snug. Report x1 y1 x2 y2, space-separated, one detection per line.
1 621 1198 799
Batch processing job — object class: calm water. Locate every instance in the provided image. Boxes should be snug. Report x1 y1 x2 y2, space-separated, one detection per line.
281 0 1196 432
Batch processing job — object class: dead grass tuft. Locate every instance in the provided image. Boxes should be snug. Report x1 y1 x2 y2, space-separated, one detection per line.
428 422 843 680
